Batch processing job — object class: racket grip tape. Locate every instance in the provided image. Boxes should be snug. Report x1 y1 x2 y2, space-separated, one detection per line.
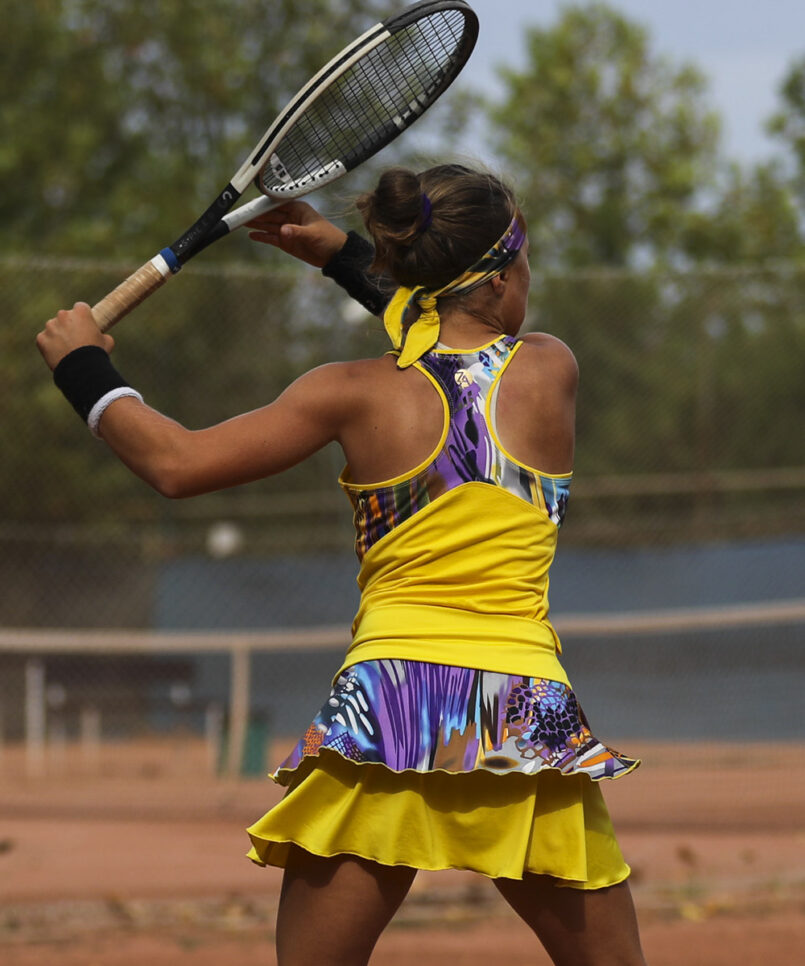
92 249 180 332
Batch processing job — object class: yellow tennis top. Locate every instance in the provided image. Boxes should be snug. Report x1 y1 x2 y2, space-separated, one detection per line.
340 484 568 684
336 336 572 686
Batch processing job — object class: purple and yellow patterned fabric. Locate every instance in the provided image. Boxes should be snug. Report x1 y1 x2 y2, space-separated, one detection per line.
275 658 638 783
341 336 571 561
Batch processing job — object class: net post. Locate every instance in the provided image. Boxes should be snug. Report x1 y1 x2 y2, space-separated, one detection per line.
226 647 252 778
80 705 102 774
24 658 46 779
205 702 224 776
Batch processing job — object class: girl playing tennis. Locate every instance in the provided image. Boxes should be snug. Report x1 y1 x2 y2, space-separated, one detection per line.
38 164 647 966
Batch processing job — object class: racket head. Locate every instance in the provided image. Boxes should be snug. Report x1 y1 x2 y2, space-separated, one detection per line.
250 1 479 202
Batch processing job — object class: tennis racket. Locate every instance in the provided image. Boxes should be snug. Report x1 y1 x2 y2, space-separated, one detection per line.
91 0 479 332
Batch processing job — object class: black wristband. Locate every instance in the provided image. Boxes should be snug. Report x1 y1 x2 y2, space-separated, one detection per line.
52 345 131 422
322 231 393 317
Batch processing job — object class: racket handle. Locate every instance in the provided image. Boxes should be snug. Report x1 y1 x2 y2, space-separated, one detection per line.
92 251 179 332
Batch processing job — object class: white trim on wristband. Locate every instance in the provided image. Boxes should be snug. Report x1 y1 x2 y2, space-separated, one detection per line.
87 387 144 438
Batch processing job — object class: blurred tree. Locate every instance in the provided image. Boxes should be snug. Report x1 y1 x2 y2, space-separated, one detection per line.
768 55 805 190
0 0 402 259
486 2 720 269
681 161 804 265
1 0 401 525
477 1 804 500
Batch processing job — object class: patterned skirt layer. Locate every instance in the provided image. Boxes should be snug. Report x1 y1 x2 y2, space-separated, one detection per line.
247 659 640 887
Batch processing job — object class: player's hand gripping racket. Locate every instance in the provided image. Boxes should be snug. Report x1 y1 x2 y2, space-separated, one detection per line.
91 0 478 332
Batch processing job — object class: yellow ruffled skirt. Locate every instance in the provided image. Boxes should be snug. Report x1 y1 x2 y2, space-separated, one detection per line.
246 660 636 889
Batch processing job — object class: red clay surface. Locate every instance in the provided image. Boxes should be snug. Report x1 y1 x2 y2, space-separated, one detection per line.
1 738 803 965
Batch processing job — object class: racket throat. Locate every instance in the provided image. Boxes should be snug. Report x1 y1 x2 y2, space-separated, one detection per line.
168 183 242 264
260 157 347 195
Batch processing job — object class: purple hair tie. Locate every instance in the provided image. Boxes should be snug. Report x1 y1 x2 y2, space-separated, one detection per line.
420 193 433 232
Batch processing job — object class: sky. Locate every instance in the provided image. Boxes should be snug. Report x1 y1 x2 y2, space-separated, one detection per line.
454 0 805 165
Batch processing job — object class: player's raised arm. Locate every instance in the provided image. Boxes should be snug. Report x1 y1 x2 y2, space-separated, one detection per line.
37 301 368 498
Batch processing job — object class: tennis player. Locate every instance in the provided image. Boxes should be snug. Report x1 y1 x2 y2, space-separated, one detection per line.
37 163 647 966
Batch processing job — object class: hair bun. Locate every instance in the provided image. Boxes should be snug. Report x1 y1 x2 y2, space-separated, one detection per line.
361 168 425 249
357 164 516 290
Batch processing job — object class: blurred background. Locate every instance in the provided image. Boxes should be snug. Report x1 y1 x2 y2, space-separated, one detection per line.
0 1 803 963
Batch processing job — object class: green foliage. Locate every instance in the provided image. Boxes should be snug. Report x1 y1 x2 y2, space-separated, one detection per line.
0 0 398 258
487 2 721 268
769 55 805 160
682 161 805 264
531 266 805 479
769 55 805 200
477 0 805 535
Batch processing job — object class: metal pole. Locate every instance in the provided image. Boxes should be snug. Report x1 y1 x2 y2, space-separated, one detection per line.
80 706 101 774
25 659 46 778
205 702 224 776
226 647 251 779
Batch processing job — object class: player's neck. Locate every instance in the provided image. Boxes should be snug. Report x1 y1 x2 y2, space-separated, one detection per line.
437 310 506 350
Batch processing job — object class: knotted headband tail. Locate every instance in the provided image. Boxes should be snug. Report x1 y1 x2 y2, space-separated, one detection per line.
383 284 451 369
383 286 418 358
383 209 528 368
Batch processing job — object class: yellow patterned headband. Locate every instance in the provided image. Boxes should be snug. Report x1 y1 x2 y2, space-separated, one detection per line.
383 209 528 368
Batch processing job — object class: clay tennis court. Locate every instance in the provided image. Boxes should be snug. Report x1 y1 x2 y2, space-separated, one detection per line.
1 738 803 964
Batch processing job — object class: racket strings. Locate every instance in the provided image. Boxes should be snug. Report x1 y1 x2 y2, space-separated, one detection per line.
259 9 470 195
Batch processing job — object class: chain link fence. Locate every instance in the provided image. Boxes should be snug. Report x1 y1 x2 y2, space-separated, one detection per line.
1 255 803 779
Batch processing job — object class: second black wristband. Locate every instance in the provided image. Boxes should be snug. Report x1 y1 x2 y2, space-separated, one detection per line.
322 231 391 317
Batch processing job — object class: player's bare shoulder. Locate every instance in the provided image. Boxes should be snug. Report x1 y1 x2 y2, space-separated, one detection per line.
518 332 579 394
295 354 396 411
323 353 398 389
